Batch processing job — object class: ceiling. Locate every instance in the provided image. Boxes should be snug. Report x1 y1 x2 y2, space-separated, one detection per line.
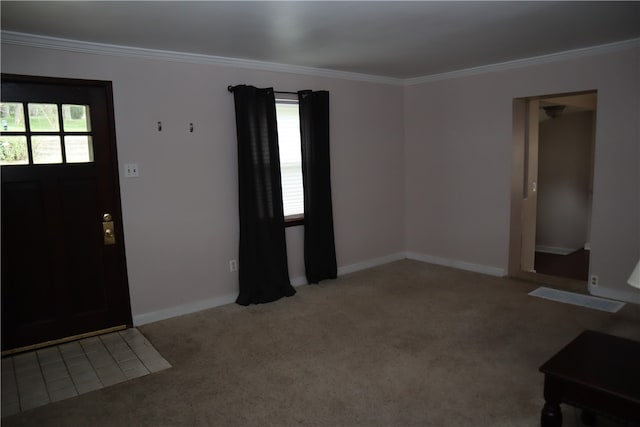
2 1 639 79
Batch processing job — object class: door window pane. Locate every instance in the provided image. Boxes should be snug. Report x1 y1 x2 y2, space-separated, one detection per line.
62 104 91 132
28 103 60 132
64 136 94 163
1 103 26 131
0 136 29 165
32 135 62 164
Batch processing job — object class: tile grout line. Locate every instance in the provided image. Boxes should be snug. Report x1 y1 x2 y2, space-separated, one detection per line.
103 332 151 381
118 331 152 375
99 333 133 379
57 345 88 398
121 331 151 377
76 340 106 390
10 355 24 413
46 346 80 402
10 354 22 413
34 350 54 406
80 334 126 389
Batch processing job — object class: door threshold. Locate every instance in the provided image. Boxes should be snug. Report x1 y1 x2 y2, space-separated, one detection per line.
2 325 128 357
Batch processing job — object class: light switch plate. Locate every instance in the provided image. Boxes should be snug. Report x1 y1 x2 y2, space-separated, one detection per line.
124 163 139 178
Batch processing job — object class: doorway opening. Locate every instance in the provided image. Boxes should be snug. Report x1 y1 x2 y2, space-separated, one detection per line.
508 90 597 290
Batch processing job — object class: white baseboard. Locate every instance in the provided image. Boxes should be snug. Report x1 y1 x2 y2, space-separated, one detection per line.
134 252 406 326
134 276 308 326
589 284 640 304
535 245 576 255
132 251 638 326
405 251 506 277
337 252 406 276
133 293 237 326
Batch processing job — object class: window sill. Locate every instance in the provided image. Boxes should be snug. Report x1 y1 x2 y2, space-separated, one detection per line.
285 215 304 227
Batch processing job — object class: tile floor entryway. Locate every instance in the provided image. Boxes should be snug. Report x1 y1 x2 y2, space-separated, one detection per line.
1 328 171 417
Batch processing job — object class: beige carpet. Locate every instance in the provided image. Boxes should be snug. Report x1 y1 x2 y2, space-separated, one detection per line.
2 260 638 426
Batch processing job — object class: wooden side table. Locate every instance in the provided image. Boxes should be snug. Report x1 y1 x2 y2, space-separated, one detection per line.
539 330 640 426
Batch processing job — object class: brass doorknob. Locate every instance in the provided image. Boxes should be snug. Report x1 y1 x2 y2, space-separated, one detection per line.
102 213 116 245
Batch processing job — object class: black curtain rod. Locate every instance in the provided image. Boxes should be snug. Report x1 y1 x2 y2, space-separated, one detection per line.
227 85 297 96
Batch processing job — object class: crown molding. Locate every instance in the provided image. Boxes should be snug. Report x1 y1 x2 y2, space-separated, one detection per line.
404 38 640 86
2 31 638 87
0 31 404 86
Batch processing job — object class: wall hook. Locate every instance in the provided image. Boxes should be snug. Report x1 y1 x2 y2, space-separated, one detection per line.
189 123 194 133
157 121 162 132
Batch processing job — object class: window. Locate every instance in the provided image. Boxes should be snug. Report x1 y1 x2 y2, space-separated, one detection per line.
0 102 93 166
275 98 304 225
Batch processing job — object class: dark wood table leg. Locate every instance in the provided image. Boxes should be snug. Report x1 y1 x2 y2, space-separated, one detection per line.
541 375 563 427
541 402 562 427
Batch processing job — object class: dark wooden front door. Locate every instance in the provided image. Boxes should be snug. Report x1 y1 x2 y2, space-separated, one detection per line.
1 74 132 352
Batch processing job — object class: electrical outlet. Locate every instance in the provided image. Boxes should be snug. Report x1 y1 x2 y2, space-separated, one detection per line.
590 275 598 287
229 259 238 272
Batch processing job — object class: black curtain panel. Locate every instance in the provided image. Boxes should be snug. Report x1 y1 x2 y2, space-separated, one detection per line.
232 85 295 305
298 90 338 283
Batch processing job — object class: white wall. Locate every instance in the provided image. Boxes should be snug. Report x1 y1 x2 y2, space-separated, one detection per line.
404 44 640 302
1 43 405 322
536 111 594 252
3 37 639 320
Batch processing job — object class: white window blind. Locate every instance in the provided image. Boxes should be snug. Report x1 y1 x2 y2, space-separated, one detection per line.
275 100 304 218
